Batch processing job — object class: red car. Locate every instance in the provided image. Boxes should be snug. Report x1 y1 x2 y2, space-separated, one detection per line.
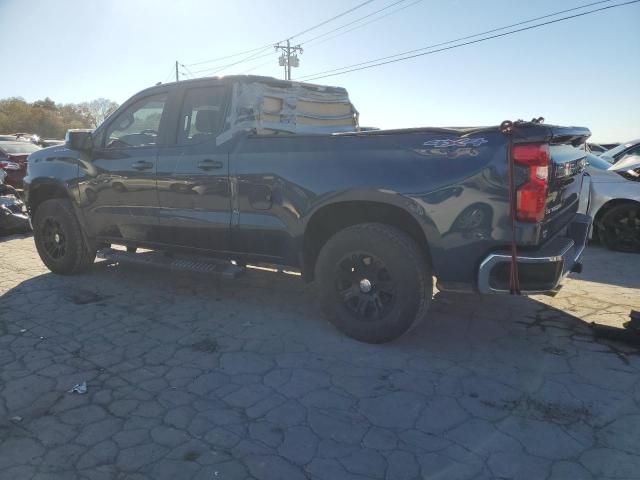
0 141 41 189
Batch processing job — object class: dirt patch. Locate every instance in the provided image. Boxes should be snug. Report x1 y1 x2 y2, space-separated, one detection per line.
190 338 218 353
65 290 110 305
182 450 200 462
479 395 592 425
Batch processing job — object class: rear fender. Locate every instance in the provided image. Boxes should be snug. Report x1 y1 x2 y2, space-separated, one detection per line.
302 188 443 270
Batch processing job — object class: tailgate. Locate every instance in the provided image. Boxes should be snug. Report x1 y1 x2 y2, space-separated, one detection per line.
541 129 589 239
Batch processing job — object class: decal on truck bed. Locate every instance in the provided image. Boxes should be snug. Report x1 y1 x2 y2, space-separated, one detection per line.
422 138 488 148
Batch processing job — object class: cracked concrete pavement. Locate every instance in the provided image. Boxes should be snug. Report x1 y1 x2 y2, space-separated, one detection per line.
0 235 639 479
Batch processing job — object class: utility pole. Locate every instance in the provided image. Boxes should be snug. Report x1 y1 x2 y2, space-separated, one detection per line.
275 40 303 80
175 60 179 82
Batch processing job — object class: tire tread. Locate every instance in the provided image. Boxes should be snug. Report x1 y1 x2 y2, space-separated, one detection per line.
33 199 96 274
315 222 432 343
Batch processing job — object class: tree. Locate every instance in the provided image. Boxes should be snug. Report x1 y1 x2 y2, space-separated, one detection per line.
32 97 57 111
0 96 118 138
78 98 119 128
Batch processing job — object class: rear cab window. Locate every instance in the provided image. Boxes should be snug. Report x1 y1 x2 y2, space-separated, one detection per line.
177 86 229 145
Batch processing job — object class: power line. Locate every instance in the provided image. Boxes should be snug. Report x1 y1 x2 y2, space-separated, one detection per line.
162 65 176 83
301 0 629 81
182 0 376 70
184 44 275 67
240 56 279 74
299 0 410 46
188 47 274 75
302 0 422 48
180 64 198 79
300 0 617 79
287 0 377 41
190 50 276 77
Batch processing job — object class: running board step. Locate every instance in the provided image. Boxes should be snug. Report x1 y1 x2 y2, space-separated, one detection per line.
96 248 245 279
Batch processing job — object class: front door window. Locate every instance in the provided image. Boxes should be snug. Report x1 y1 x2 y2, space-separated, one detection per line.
104 94 167 148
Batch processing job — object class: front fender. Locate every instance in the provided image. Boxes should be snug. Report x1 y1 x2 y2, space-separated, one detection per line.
23 147 96 238
24 147 84 206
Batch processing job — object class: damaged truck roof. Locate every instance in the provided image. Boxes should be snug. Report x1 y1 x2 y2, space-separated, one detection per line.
149 75 360 144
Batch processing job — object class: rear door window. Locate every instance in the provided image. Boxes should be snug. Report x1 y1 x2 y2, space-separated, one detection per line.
177 86 228 145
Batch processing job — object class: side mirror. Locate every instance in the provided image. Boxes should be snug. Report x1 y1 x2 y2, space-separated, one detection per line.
65 129 94 151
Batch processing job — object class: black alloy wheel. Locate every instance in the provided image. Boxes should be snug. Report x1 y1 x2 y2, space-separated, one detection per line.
40 217 67 260
33 199 96 274
316 223 432 343
335 252 396 320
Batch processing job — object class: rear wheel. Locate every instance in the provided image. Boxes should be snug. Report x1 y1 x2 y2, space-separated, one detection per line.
33 199 96 274
316 223 432 343
599 203 640 253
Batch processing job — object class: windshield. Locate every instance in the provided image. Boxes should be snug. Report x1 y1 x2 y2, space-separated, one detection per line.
0 142 41 155
586 153 613 170
602 141 638 159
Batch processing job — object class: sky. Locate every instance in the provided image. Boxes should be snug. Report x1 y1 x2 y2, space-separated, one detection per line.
1 0 638 142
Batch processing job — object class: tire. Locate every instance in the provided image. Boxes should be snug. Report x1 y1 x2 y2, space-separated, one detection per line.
598 203 640 253
316 223 432 343
33 199 96 274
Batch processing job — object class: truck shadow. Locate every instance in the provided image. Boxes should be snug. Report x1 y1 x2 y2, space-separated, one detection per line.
1 259 636 362
0 231 32 244
1 259 637 453
576 244 640 289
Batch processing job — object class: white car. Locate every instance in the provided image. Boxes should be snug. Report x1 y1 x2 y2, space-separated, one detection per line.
600 139 640 164
586 153 640 252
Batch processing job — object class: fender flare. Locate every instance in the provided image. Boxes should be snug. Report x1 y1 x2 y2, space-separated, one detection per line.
300 188 444 273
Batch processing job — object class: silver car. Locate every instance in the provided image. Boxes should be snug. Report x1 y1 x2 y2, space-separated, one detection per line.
600 139 640 164
586 152 640 252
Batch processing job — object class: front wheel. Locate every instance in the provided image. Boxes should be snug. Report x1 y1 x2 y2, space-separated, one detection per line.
33 199 96 274
316 223 432 343
599 203 640 253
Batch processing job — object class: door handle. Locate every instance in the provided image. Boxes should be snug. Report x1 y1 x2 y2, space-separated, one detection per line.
197 159 224 171
131 160 154 171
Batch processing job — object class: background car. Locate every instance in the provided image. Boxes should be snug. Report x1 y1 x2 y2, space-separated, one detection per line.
0 141 41 189
600 138 640 164
586 152 640 252
0 133 38 143
0 167 30 234
39 139 65 147
600 142 621 151
587 143 608 155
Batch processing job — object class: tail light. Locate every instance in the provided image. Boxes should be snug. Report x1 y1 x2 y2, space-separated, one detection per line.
512 143 549 222
0 160 21 170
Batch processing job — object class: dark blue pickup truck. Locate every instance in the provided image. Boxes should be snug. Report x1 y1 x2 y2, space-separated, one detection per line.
24 75 591 343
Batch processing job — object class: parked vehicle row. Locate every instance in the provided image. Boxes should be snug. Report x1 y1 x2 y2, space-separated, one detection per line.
0 169 30 235
0 135 68 189
0 141 42 189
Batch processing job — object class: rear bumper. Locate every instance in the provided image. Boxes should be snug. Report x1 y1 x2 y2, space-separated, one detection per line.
477 213 591 294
